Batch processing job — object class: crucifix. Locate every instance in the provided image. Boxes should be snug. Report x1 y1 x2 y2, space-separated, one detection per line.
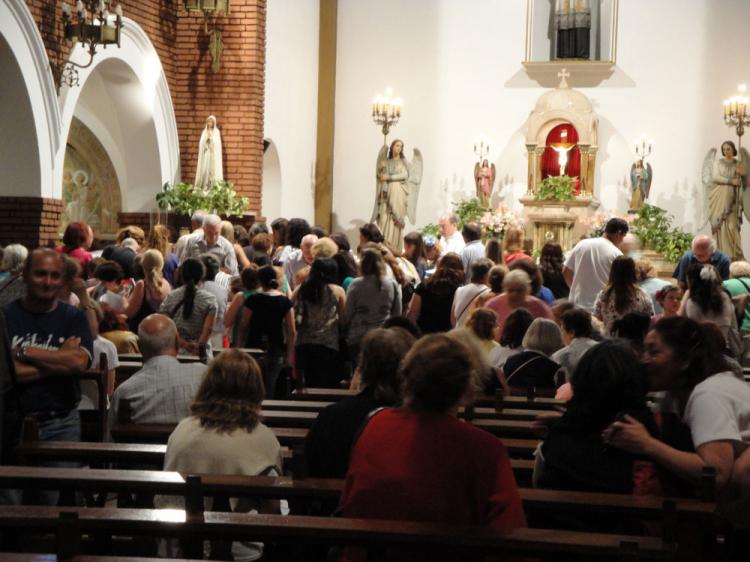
557 68 570 88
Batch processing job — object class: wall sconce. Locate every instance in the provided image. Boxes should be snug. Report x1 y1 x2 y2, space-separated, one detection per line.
183 0 230 73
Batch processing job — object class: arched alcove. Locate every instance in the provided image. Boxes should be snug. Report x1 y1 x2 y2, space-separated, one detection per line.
0 0 60 198
262 139 282 221
56 18 179 215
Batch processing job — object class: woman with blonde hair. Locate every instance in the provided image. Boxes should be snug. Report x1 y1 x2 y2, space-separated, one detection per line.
125 249 172 332
502 226 527 266
147 224 179 286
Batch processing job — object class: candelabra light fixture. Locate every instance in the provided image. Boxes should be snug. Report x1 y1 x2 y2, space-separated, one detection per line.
635 137 653 160
724 84 750 150
53 1 123 91
371 88 402 144
183 0 230 73
474 140 490 161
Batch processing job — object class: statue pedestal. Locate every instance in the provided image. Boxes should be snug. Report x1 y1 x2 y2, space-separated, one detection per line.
520 194 600 252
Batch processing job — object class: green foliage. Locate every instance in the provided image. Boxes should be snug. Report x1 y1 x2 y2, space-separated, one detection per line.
536 175 577 202
452 197 488 228
419 223 440 237
156 180 249 217
631 204 693 263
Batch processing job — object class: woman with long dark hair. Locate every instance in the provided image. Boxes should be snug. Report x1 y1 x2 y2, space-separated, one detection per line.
407 253 464 333
403 231 427 281
159 258 217 355
294 258 346 388
238 265 295 397
593 256 653 334
540 242 569 299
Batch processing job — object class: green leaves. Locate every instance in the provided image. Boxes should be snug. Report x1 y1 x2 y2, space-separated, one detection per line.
419 223 440 237
536 175 577 202
156 180 249 217
452 197 489 228
631 204 692 263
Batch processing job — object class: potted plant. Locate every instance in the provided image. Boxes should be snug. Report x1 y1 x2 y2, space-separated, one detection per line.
535 175 577 202
156 180 249 218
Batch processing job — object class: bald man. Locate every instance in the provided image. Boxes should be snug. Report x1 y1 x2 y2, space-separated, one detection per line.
672 235 730 289
109 314 206 428
284 233 319 290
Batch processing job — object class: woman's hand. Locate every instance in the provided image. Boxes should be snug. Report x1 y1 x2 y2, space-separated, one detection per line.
602 414 655 455
379 173 389 181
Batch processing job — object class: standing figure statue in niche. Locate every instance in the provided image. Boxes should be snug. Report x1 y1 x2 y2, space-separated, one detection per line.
474 159 496 208
372 139 423 250
195 115 224 190
555 0 591 60
702 140 749 260
629 159 652 212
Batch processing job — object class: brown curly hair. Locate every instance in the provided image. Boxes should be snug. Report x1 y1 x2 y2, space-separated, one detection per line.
190 349 265 433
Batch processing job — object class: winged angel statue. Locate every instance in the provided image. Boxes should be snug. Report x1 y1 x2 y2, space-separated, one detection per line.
371 139 423 250
474 159 496 208
701 141 750 260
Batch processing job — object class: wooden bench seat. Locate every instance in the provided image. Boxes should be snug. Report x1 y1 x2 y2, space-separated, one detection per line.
0 505 676 560
110 424 308 447
0 556 204 562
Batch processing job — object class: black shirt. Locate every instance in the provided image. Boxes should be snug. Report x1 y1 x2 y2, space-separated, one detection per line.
415 281 458 333
102 246 137 279
503 350 560 391
542 269 570 300
243 292 292 356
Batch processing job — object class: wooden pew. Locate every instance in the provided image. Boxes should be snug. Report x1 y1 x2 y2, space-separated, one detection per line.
0 556 205 562
0 506 676 561
110 423 308 447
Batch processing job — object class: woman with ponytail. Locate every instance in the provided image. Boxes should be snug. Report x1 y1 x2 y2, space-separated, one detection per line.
125 249 172 332
238 265 295 397
160 258 217 355
604 316 750 497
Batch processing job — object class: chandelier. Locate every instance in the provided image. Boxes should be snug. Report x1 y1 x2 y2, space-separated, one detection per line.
371 88 402 144
183 0 230 73
52 1 124 91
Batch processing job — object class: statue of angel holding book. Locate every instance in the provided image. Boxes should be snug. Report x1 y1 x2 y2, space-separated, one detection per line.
702 140 749 260
371 139 423 250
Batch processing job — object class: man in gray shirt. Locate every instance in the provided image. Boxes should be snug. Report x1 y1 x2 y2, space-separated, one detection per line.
182 213 238 274
460 222 486 278
109 314 206 428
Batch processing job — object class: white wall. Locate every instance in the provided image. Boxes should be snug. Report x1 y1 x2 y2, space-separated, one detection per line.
330 0 750 252
264 0 320 220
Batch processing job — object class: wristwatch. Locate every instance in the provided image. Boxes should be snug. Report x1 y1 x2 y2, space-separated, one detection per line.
14 345 28 363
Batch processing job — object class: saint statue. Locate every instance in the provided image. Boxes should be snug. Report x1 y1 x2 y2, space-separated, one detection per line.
629 159 653 212
555 0 591 60
372 139 423 250
474 159 496 208
195 115 224 190
702 140 749 260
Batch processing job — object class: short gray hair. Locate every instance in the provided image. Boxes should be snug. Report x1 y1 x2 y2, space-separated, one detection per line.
191 210 207 225
1 244 28 273
138 317 178 356
203 214 222 228
502 269 531 291
730 260 750 279
522 318 564 357
440 213 459 225
692 234 716 254
121 237 139 251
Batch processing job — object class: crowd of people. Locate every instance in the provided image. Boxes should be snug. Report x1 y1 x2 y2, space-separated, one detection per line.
0 212 749 553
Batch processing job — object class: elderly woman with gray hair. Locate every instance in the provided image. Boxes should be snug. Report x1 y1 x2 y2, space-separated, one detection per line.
501 318 564 395
723 260 750 337
0 244 29 307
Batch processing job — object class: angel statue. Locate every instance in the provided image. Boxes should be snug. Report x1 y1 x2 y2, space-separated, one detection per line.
474 159 496 207
628 159 652 212
701 140 749 260
372 139 423 250
195 115 224 190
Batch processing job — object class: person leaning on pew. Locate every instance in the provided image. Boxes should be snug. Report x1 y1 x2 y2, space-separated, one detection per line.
339 334 526 558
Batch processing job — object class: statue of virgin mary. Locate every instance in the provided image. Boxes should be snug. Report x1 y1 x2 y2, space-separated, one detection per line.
195 115 224 189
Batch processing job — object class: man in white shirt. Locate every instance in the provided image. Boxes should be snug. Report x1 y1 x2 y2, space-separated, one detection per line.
563 218 628 313
175 210 206 262
284 234 318 290
182 214 238 275
451 258 492 327
439 213 465 255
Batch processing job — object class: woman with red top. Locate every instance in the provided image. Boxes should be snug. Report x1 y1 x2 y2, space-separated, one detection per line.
57 221 93 277
339 334 526 559
484 269 554 339
502 225 529 266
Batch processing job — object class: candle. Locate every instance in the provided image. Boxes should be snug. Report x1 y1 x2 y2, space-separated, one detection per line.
76 0 83 14
62 3 71 17
115 4 122 17
724 100 730 119
99 0 106 13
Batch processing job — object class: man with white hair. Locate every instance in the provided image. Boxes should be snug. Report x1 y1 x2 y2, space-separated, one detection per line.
109 314 205 426
284 233 318 290
182 213 238 274
672 234 730 290
438 213 465 255
174 210 207 261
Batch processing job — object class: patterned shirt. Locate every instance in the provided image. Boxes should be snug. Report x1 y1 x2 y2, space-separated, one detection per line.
160 286 218 346
109 355 206 427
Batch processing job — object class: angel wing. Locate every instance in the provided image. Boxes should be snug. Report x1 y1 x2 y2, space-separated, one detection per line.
490 163 497 190
371 145 389 223
738 147 750 187
644 163 653 199
406 148 423 224
699 148 717 228
474 162 481 197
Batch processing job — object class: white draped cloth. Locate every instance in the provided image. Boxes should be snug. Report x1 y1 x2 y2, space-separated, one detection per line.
195 115 224 189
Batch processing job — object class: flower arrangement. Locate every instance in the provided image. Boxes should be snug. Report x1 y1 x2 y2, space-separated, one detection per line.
536 175 577 201
479 204 525 239
156 180 249 217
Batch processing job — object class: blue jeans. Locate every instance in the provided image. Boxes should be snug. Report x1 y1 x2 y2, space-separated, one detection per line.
0 409 81 505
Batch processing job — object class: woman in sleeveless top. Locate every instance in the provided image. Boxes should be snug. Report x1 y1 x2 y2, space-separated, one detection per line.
125 250 171 332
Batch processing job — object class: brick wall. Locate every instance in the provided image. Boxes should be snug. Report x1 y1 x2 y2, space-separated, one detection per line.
11 1 266 246
0 197 63 248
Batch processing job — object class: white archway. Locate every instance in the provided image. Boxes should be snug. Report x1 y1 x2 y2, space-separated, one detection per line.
262 139 282 220
56 17 179 211
0 0 60 198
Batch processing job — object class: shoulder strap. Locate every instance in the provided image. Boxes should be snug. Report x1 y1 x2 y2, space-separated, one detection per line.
505 354 544 384
736 278 750 294
456 286 489 323
0 274 20 297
